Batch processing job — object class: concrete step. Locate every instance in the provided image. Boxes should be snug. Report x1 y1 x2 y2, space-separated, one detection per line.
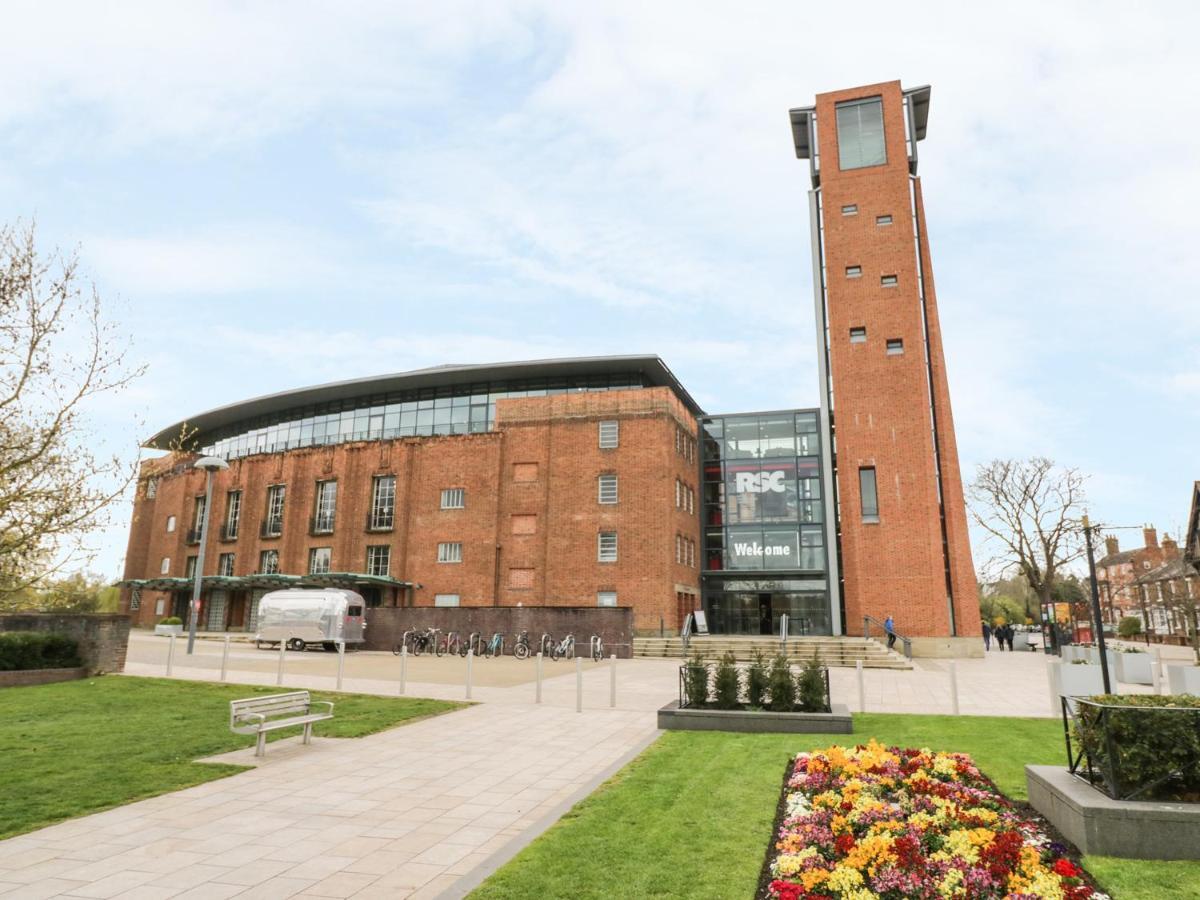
632 635 912 669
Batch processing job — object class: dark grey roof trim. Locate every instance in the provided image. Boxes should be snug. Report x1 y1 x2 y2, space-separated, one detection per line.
146 355 702 447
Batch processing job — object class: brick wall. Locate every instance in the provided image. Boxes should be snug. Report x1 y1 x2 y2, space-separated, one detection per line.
361 606 633 656
0 614 130 674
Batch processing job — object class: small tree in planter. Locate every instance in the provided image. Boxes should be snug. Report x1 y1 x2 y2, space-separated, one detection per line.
767 652 796 712
683 651 709 709
1118 616 1143 640
796 652 828 713
712 651 740 710
746 650 768 708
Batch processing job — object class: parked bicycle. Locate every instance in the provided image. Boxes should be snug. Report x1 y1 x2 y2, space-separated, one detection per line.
442 631 461 657
590 634 604 662
550 633 575 661
465 631 484 656
513 630 532 660
484 632 504 658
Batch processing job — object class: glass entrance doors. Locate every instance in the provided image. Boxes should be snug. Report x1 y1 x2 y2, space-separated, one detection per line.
703 578 831 636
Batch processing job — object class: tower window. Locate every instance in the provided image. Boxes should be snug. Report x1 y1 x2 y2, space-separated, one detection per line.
849 327 867 344
859 467 879 523
876 214 893 226
886 339 904 356
881 275 898 287
841 204 858 216
836 97 886 170
845 265 862 278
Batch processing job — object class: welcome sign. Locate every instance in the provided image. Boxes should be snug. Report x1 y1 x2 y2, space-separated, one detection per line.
728 529 801 568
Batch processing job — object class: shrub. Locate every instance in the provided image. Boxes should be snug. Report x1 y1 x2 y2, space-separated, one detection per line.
712 652 740 709
1117 616 1143 639
0 632 82 671
158 617 182 626
766 652 795 712
1074 694 1200 801
683 652 709 708
796 652 828 712
746 650 769 708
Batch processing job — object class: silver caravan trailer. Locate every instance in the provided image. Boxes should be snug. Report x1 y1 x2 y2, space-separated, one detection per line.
254 589 367 651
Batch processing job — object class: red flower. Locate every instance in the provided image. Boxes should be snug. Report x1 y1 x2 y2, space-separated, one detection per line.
835 833 856 855
768 879 803 900
1053 858 1083 879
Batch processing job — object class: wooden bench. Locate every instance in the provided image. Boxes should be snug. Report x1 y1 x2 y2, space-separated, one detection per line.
229 691 334 757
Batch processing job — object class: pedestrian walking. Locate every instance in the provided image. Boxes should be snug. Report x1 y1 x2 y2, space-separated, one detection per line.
996 623 1006 651
884 615 896 651
982 621 992 651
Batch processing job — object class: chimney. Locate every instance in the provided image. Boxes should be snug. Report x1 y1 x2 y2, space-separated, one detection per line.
1143 526 1159 549
1104 535 1119 557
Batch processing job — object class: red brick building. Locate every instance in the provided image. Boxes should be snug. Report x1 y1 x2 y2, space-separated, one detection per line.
789 80 980 653
1097 526 1180 623
121 80 981 653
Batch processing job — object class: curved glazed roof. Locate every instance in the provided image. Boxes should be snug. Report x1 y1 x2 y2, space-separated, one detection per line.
145 354 702 448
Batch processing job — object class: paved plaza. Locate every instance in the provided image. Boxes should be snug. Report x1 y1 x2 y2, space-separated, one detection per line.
0 634 1183 898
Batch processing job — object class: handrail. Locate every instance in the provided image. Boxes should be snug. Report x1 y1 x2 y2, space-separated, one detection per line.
864 615 912 660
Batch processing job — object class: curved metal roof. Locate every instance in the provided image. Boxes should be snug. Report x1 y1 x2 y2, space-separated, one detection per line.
145 354 702 448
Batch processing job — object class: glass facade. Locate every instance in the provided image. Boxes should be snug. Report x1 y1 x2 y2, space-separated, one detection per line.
701 410 832 635
199 373 649 460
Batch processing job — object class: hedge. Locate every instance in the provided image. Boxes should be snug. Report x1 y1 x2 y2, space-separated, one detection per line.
0 632 83 671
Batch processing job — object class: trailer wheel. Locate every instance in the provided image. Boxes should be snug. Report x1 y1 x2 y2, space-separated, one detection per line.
287 638 306 651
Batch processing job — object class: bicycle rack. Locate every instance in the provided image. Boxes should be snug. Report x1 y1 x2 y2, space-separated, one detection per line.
590 635 603 658
540 633 553 656
400 629 413 651
468 632 482 655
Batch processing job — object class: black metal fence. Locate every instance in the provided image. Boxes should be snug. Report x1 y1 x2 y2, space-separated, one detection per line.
1063 696 1200 801
678 660 831 713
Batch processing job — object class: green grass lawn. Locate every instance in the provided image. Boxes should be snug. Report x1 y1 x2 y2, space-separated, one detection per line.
0 675 464 839
471 714 1200 900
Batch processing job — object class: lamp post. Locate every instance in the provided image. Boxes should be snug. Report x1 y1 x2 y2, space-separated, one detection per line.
187 456 229 655
1081 514 1112 694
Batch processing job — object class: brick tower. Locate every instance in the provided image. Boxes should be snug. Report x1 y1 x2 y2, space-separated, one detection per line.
789 81 980 650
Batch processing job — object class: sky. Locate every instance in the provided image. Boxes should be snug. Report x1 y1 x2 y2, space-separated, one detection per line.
3 1 1198 581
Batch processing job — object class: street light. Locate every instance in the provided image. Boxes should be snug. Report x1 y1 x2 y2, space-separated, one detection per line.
187 456 229 655
1081 514 1113 694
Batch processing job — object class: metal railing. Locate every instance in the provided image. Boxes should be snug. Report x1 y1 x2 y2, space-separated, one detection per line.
1063 695 1200 801
219 524 239 541
864 615 912 659
185 528 203 545
260 520 283 539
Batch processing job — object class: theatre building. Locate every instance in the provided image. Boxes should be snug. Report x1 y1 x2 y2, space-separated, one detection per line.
120 79 980 653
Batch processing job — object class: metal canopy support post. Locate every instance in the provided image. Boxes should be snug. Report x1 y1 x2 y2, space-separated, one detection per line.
1083 515 1113 694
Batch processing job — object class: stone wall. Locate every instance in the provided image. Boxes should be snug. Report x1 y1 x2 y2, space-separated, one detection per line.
0 614 130 675
362 606 633 657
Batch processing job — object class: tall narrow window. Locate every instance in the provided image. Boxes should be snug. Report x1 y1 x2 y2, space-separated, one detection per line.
598 531 618 562
836 96 886 170
366 545 390 576
599 420 619 449
192 496 206 532
598 474 618 505
160 556 171 575
224 490 242 540
308 547 332 574
217 553 235 577
313 480 337 533
369 475 395 530
859 467 879 523
438 542 463 564
263 485 285 537
166 515 176 533
259 549 279 574
185 556 197 578
441 487 465 509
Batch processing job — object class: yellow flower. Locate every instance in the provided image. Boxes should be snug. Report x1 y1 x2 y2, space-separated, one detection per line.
826 865 866 892
800 869 830 890
938 867 964 898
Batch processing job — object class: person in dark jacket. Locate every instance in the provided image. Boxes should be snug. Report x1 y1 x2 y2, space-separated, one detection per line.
982 622 992 651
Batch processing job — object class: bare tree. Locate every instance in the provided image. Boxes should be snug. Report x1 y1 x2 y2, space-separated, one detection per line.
0 222 145 595
968 458 1089 621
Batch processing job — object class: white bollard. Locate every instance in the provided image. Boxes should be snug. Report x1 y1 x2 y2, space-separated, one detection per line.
856 660 865 713
166 634 176 677
219 635 231 682
609 653 617 708
1152 646 1163 694
575 656 583 713
336 641 345 691
949 660 960 715
466 648 474 700
535 652 543 703
277 641 286 686
399 645 407 695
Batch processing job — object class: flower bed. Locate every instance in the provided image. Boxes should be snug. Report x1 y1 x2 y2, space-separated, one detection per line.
762 741 1108 899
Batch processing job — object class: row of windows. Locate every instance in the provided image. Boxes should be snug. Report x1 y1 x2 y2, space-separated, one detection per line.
675 479 695 514
845 267 898 287
848 328 905 355
675 534 696 568
674 425 696 461
431 590 620 608
840 204 893 227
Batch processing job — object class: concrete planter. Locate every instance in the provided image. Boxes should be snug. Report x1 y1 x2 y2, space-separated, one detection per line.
1114 652 1153 685
154 624 183 636
0 666 87 688
1166 664 1200 696
657 701 853 734
1085 647 1117 670
1049 660 1106 698
1011 632 1031 652
1027 765 1200 859
1060 645 1086 662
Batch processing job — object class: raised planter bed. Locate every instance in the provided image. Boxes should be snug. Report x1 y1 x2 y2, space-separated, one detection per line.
0 666 87 688
154 624 183 636
1028 764 1200 859
1114 651 1153 685
1166 663 1200 695
1048 660 1106 699
658 700 852 733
